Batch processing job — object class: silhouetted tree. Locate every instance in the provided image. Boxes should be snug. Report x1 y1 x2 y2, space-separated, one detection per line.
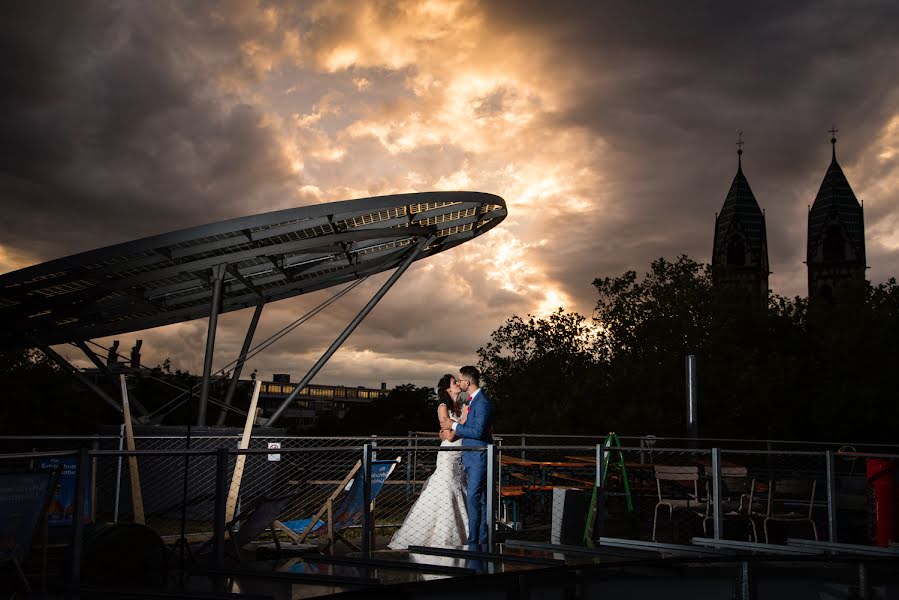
477 309 604 433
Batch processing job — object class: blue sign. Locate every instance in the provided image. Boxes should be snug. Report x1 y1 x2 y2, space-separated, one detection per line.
37 458 91 526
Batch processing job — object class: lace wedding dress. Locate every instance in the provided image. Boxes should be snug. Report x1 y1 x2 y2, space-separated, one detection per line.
388 410 468 549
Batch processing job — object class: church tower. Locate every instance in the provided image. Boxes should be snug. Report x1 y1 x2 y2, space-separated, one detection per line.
712 135 769 308
807 131 866 300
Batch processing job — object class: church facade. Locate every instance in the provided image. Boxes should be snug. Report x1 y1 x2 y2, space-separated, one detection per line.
712 135 866 305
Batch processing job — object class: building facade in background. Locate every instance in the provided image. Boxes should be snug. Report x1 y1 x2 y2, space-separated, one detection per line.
260 374 388 430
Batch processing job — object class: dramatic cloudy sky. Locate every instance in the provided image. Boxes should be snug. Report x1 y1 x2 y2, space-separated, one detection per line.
3 1 899 389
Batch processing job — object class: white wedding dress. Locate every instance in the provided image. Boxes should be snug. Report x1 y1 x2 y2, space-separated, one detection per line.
388 410 468 549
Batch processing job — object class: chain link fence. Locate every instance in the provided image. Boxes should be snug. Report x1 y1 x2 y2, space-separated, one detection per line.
2 435 897 557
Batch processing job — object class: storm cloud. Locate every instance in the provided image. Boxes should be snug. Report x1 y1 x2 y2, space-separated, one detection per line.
3 0 898 388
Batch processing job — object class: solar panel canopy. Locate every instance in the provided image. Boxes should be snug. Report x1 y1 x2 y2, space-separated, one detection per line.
0 191 506 351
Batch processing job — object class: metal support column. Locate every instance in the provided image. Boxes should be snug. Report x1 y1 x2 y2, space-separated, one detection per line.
825 450 838 543
198 263 227 426
487 443 495 551
38 343 131 420
711 447 722 540
216 299 265 426
264 234 435 426
362 444 373 556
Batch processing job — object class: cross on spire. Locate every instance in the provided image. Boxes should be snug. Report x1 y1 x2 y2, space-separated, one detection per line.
736 129 744 169
829 125 839 159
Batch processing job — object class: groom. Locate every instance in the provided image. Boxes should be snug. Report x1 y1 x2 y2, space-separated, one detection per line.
440 365 493 546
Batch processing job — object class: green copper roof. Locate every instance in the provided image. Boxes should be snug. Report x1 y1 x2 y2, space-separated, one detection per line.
807 152 865 264
712 160 768 270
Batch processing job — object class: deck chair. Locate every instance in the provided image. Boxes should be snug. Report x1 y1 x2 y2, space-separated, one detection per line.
0 469 60 592
761 478 818 543
274 456 401 552
192 491 299 562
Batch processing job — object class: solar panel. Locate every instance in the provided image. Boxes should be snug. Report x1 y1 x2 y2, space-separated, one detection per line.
0 191 506 350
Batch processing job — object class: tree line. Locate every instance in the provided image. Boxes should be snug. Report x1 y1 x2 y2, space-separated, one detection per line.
476 256 899 442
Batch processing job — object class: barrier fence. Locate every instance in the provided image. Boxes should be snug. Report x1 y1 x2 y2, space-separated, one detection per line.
1 435 896 562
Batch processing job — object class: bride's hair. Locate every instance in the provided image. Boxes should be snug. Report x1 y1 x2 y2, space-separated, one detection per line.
436 373 456 415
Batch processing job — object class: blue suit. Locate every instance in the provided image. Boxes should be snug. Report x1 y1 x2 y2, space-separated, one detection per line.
452 389 493 545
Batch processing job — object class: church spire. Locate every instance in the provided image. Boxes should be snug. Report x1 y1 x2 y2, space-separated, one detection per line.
807 128 866 300
712 131 769 309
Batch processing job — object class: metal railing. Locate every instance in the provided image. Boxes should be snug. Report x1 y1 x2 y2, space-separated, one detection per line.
1 434 897 593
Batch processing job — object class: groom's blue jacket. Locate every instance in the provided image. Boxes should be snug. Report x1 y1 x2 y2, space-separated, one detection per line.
454 389 493 458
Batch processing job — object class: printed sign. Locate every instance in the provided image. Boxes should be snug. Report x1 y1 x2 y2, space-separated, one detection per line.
267 442 281 461
0 472 53 560
37 458 91 526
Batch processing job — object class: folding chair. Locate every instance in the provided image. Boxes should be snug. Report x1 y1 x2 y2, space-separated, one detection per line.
274 456 401 552
0 469 60 592
761 478 818 543
698 466 759 541
651 465 703 542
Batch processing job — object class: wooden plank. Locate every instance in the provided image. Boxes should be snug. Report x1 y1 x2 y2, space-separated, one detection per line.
225 379 261 522
120 375 144 525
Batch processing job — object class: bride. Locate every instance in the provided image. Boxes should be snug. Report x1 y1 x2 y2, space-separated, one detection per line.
388 374 468 549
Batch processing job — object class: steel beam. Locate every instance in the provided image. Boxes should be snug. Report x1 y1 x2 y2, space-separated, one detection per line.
215 299 264 426
198 264 226 426
38 344 132 421
75 341 111 376
263 234 435 427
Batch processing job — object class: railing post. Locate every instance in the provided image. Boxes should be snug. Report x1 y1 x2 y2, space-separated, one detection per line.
825 450 838 543
113 423 124 523
487 443 495 551
639 436 646 465
69 447 89 591
213 448 228 571
362 443 372 556
405 432 412 501
596 443 605 488
521 434 526 460
711 448 722 540
496 439 503 530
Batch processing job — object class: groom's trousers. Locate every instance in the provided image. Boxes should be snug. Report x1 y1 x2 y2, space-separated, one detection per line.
463 451 488 545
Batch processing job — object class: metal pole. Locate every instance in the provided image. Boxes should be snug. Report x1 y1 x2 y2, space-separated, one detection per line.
405 432 412 501
362 444 372 556
216 299 265 426
213 447 228 571
198 264 227 426
113 424 124 523
825 450 838 543
496 438 503 529
739 560 756 600
69 447 89 591
487 443 495 551
596 443 605 488
686 354 698 444
38 343 129 419
265 234 435 426
711 447 722 540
